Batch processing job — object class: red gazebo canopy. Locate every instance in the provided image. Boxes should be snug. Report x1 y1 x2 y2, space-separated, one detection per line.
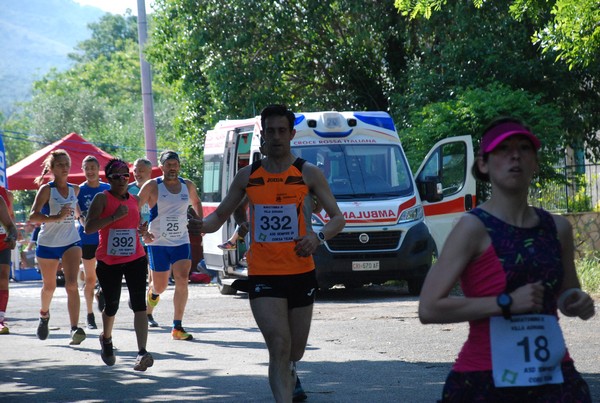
6 132 160 190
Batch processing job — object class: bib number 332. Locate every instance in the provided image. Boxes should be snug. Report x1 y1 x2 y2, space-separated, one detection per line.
254 204 298 243
490 314 566 388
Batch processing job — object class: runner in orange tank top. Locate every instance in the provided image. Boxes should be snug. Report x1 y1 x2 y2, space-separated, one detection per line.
200 104 345 402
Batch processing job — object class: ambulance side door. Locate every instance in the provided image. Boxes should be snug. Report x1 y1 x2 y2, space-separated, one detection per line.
201 128 237 269
415 135 475 254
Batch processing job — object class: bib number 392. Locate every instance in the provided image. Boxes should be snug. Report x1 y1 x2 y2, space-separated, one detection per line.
490 314 566 388
108 229 136 256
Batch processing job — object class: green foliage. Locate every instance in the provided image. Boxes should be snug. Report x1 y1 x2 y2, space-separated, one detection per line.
392 0 600 164
11 191 36 223
69 13 140 63
13 13 179 172
401 83 563 174
0 114 36 167
147 0 405 177
395 0 600 69
569 181 593 213
510 0 600 70
575 253 600 296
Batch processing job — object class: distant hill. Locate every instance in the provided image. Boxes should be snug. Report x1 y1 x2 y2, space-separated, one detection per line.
0 0 106 116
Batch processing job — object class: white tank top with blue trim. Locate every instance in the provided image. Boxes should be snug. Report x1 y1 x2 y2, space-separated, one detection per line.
37 183 81 247
148 177 190 247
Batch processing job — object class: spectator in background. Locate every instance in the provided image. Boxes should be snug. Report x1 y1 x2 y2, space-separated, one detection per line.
77 155 110 330
0 187 18 334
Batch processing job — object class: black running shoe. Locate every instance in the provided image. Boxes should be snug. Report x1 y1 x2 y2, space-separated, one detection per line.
37 317 50 340
293 375 307 402
147 314 159 328
87 313 97 330
99 333 116 366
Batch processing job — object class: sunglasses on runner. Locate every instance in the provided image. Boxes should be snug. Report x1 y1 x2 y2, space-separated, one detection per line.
107 173 130 180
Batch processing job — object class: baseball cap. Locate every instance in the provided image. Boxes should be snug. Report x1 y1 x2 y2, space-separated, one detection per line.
480 121 541 154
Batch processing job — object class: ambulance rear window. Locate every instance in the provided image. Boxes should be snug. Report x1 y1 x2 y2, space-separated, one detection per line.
202 154 223 202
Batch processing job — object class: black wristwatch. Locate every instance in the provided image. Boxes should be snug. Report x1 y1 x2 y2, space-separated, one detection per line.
317 231 326 245
496 293 513 320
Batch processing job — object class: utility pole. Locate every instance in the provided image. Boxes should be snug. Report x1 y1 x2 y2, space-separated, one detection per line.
136 0 158 165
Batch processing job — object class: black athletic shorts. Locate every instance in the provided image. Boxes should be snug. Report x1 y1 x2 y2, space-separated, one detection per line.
81 244 99 260
247 270 317 309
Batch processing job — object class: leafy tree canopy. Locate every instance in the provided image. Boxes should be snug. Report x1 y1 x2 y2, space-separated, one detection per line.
394 0 600 69
13 13 179 167
148 0 404 124
392 0 600 161
401 83 563 174
147 0 407 183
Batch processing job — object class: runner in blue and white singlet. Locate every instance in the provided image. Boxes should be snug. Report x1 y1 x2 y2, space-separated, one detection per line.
77 155 110 330
137 150 203 341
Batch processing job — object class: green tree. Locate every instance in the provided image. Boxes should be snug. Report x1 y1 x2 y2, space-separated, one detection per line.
401 83 563 171
69 12 140 63
392 1 600 161
395 0 600 69
148 0 406 156
17 13 179 166
0 113 36 168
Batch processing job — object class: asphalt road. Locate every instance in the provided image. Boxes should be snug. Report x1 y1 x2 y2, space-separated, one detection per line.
1 280 598 402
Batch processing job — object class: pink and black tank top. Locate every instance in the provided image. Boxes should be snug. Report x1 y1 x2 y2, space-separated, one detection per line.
453 207 569 372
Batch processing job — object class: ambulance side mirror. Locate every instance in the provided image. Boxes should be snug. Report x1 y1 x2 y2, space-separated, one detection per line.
417 176 443 203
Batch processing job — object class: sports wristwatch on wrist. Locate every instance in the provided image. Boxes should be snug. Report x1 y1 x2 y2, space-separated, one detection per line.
317 231 326 245
496 292 513 320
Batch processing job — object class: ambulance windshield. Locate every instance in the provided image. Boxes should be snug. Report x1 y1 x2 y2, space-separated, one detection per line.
293 144 413 199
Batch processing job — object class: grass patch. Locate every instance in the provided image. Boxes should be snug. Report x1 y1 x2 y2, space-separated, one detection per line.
575 253 600 297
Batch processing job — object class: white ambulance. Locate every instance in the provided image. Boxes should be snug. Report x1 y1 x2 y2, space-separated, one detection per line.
201 111 475 295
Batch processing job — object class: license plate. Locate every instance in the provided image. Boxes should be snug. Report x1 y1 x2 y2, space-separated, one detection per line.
352 261 380 271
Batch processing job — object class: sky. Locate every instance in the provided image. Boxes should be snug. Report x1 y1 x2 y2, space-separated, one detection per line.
73 0 154 15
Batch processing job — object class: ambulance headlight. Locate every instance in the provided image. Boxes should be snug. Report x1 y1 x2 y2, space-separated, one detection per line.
398 205 423 223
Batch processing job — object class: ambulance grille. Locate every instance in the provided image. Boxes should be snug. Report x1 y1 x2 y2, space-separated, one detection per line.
326 231 401 251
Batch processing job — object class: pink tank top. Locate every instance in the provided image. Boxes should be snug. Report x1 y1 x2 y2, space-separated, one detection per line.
453 208 572 372
96 190 145 265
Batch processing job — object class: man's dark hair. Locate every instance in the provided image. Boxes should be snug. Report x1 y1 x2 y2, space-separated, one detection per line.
260 104 295 131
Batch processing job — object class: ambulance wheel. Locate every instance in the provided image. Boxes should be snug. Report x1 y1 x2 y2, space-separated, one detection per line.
407 278 425 296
